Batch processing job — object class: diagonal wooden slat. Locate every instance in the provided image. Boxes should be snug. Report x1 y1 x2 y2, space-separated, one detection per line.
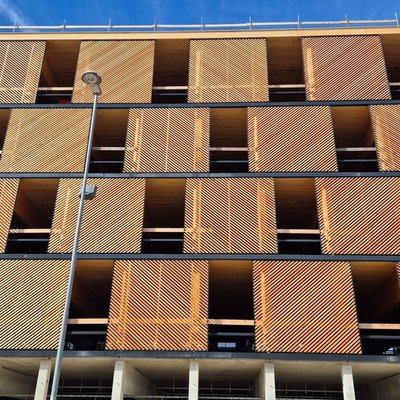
72 41 154 103
254 261 361 354
0 260 69 349
370 105 400 171
124 108 210 172
316 177 400 255
302 36 390 101
248 106 338 172
0 109 91 172
0 41 45 103
48 178 145 253
106 260 208 351
188 39 268 103
184 178 277 253
0 179 19 253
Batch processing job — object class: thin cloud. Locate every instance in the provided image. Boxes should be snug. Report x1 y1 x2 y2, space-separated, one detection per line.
0 0 32 26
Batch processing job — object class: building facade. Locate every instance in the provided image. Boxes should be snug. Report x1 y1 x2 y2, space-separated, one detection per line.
0 23 399 400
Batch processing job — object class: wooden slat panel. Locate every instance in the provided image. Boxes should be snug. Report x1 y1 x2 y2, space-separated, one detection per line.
48 178 145 253
124 108 209 172
106 260 208 351
72 41 154 104
0 179 18 253
254 261 361 354
0 109 91 172
0 41 45 103
188 39 268 103
316 177 400 254
184 178 277 253
370 105 400 171
0 260 69 349
248 106 338 172
302 36 390 101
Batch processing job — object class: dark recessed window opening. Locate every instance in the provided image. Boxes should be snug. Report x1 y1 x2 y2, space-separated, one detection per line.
380 34 400 99
210 108 248 173
141 178 186 253
6 179 59 254
152 39 189 103
0 109 10 159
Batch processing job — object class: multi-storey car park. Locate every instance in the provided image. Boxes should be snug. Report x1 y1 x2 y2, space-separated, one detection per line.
0 18 399 400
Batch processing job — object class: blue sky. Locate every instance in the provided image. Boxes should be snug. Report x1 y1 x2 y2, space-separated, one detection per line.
0 0 398 27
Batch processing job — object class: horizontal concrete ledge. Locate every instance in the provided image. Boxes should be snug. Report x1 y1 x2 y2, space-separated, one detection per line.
0 350 399 364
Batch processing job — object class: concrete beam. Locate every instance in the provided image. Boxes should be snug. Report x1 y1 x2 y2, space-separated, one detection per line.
111 360 149 400
256 363 276 400
34 360 52 400
188 361 199 400
341 365 356 400
369 374 400 400
0 366 34 395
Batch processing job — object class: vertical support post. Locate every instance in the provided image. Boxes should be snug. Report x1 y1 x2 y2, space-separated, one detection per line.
188 361 199 400
256 363 276 400
34 360 52 400
341 365 356 400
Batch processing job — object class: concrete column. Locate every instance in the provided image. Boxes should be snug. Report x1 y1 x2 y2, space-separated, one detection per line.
111 360 149 400
0 366 34 395
34 360 52 400
341 365 356 400
188 361 199 400
256 363 276 400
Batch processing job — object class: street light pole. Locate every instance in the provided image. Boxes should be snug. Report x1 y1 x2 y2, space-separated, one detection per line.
49 71 102 400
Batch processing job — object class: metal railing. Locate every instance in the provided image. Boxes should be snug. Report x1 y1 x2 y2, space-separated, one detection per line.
1 14 400 33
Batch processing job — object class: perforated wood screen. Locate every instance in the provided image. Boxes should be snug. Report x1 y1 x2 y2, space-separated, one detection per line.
106 260 208 351
248 106 338 172
72 41 154 103
0 179 18 253
254 261 361 354
316 177 400 255
188 39 268 103
124 108 209 172
0 109 91 172
0 260 69 349
302 36 390 101
370 105 400 171
48 178 145 253
0 41 45 103
184 178 277 253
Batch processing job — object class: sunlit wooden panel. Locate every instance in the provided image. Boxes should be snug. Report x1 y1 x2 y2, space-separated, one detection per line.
248 106 337 172
106 260 208 351
0 41 45 103
316 177 400 254
0 260 69 349
0 109 91 172
48 178 145 253
184 178 277 253
124 108 209 172
302 36 390 101
188 39 268 103
254 261 361 354
0 179 18 253
370 105 400 171
72 41 154 103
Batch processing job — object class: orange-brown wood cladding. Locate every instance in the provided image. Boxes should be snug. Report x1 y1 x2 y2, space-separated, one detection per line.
124 108 209 172
0 179 18 253
316 177 400 255
72 41 154 103
188 39 268 103
106 260 208 351
184 178 277 253
0 41 45 103
0 260 69 349
0 109 91 172
48 178 145 253
302 36 391 101
248 106 338 172
253 261 361 354
370 105 400 171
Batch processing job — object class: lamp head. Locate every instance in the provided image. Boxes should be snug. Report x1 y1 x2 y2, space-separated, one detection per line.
81 70 102 95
